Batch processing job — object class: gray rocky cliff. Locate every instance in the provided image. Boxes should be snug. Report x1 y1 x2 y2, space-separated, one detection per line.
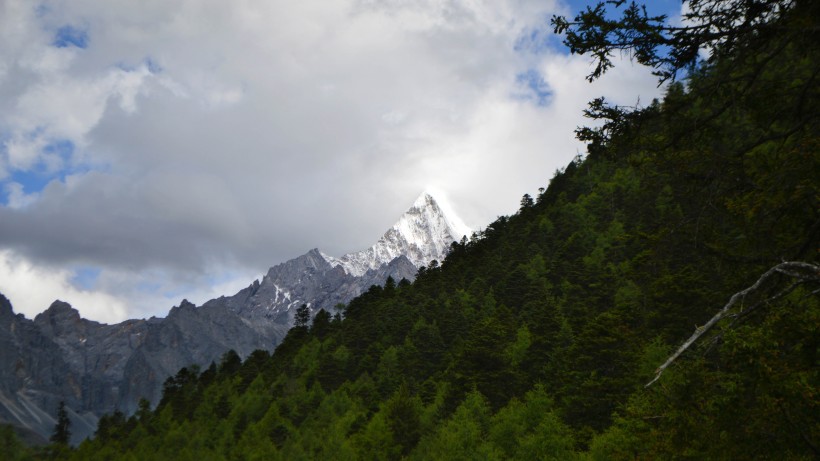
0 297 95 445
0 192 468 444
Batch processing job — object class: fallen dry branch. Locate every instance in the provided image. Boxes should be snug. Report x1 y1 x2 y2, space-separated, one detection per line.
646 261 820 387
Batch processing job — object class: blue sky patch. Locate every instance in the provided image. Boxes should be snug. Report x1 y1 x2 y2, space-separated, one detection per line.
514 1 682 57
514 24 562 55
70 267 102 290
516 69 552 106
564 0 681 21
53 25 89 49
3 170 51 198
44 138 75 159
0 139 81 205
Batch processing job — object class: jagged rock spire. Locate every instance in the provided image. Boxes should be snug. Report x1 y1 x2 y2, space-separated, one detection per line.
328 191 470 276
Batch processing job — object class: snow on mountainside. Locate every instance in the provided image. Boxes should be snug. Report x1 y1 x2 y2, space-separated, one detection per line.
325 192 471 277
221 191 470 322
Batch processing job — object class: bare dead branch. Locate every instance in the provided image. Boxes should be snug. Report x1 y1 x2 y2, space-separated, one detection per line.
646 261 820 387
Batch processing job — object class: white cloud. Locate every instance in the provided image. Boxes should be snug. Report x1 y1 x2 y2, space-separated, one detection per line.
11 65 153 145
0 247 261 323
3 182 38 209
0 0 667 322
0 249 128 323
5 135 47 171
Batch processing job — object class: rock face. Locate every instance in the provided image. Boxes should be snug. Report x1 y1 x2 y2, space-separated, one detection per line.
328 192 470 276
0 192 468 444
0 296 88 445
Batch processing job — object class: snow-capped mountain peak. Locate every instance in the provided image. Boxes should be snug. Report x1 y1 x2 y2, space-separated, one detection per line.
328 192 470 276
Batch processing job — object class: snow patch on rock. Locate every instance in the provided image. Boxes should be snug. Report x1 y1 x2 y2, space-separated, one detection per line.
327 192 470 276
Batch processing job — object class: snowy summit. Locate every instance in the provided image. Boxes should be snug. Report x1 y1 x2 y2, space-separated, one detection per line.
326 192 471 277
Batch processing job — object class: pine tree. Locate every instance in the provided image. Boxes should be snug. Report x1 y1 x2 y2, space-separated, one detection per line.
50 401 71 445
294 303 311 328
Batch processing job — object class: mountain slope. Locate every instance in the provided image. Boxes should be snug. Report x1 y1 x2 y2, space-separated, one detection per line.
205 191 467 331
0 191 468 444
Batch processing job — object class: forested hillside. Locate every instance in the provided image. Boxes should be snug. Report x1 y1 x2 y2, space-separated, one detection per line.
5 0 818 459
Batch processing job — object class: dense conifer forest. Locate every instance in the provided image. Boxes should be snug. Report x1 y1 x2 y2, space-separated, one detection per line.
4 0 818 459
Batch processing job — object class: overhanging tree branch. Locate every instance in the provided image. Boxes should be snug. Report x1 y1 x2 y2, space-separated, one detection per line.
551 0 804 84
646 261 820 387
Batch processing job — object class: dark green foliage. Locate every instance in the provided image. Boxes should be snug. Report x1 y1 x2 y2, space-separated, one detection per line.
158 366 201 421
218 349 242 375
310 309 332 339
94 410 126 442
1 425 35 460
384 383 422 455
294 303 311 328
55 2 820 459
50 401 71 446
551 0 809 83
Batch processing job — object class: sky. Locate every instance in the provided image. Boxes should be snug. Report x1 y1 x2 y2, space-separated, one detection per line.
0 0 682 323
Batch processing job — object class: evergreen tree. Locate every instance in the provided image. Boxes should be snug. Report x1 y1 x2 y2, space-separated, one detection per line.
294 303 311 328
50 400 71 445
310 308 332 339
1 424 33 460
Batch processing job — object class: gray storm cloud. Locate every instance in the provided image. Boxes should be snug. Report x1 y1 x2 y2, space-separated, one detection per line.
0 0 664 321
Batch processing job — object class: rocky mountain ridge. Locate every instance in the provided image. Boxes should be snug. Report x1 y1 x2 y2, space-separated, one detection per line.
0 192 468 444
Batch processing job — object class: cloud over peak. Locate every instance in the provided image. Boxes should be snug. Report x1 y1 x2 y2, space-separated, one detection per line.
0 0 666 321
